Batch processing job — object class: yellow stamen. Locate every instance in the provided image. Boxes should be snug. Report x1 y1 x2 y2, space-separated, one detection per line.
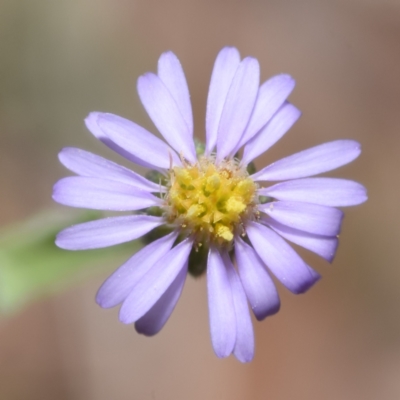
215 224 234 241
226 197 246 214
165 156 257 243
205 173 221 193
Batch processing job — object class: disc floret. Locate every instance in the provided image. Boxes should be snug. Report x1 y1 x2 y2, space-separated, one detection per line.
165 156 257 244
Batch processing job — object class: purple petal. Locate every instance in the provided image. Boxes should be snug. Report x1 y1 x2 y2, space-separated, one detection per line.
53 177 161 211
259 201 343 236
235 74 296 152
96 231 179 308
234 236 280 320
258 177 367 207
85 112 164 170
252 140 362 181
246 221 321 294
59 147 163 192
216 57 260 161
241 102 301 165
158 51 193 135
205 47 241 155
56 215 165 250
93 112 181 169
137 73 196 163
264 218 338 262
119 238 193 324
135 264 187 336
222 252 254 363
207 246 236 358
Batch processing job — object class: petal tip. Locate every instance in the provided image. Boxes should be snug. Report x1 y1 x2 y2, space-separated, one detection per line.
294 270 321 294
213 347 233 359
219 46 240 57
243 56 260 71
54 236 63 249
136 73 150 93
255 301 281 321
95 293 110 309
346 139 362 157
134 323 157 337
158 50 177 62
326 252 336 264
118 310 132 325
84 111 101 128
58 147 70 157
277 73 296 86
54 234 70 251
235 352 254 363
52 183 62 202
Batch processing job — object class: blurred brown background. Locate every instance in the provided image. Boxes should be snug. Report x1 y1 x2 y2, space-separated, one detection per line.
0 0 399 399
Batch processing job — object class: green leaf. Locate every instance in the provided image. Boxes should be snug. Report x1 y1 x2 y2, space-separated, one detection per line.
0 209 143 314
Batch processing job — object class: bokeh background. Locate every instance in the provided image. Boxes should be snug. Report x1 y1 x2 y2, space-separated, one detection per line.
0 0 399 399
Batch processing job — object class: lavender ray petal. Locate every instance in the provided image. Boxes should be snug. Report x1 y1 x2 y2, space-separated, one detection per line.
56 215 165 251
135 263 187 336
264 218 338 262
207 246 236 358
259 201 344 236
252 140 362 181
258 177 367 207
205 47 241 155
137 73 196 163
216 57 260 161
119 238 193 324
235 74 296 152
93 112 181 169
241 102 301 165
96 231 179 308
234 236 280 320
85 112 165 170
246 221 321 294
59 147 164 192
222 252 254 363
53 177 161 211
158 51 193 135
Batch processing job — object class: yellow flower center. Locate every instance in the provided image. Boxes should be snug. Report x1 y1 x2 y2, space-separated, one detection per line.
165 157 257 243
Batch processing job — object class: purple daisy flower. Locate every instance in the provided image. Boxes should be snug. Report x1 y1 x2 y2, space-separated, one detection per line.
53 47 367 362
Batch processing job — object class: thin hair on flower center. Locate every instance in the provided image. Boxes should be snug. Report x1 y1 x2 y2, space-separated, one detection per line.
164 155 258 244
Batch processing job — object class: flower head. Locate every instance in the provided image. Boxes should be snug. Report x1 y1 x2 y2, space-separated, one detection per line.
53 47 367 362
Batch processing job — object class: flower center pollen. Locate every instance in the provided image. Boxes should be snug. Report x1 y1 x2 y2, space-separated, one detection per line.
165 157 257 243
